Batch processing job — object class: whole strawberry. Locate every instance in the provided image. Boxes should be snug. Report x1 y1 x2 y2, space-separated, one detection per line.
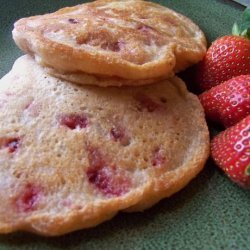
199 75 250 127
195 8 250 91
211 115 250 189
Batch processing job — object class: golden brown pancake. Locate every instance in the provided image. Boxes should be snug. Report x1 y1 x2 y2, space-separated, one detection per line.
13 0 207 85
0 55 209 235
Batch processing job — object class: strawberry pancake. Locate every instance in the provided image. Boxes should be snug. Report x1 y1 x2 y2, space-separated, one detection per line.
12 0 206 86
0 55 209 235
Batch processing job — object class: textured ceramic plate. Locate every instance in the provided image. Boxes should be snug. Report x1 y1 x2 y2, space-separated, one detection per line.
0 0 249 249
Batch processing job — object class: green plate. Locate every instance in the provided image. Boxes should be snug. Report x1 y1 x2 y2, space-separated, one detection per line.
0 1 249 249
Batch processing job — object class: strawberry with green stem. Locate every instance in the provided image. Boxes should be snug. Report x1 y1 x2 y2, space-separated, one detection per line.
195 8 250 91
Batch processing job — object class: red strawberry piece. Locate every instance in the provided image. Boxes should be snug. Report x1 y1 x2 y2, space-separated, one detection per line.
110 124 130 146
86 146 131 196
15 184 42 212
77 31 124 52
135 93 162 112
87 166 131 197
195 35 250 91
211 115 250 189
110 126 124 141
199 75 250 127
68 18 79 24
58 114 88 130
152 147 166 167
0 137 20 153
7 138 20 153
100 40 124 52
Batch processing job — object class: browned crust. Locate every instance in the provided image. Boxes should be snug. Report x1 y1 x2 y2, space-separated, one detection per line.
45 66 171 87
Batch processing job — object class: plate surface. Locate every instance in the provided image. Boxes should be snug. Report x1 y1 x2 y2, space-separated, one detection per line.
0 0 249 249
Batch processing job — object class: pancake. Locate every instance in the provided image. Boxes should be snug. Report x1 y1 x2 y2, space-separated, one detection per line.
0 55 209 236
12 0 206 85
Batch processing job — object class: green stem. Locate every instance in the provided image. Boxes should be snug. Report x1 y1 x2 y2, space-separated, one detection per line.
232 7 250 39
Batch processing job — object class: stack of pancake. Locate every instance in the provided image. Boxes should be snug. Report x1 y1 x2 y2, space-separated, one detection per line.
0 0 209 236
